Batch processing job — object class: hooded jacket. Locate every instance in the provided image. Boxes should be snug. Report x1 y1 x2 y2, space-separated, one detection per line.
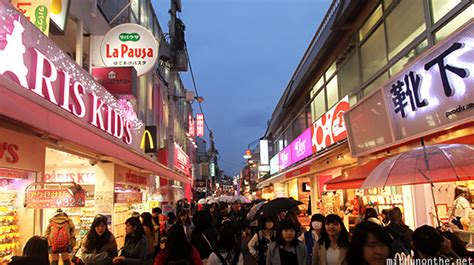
45 213 76 249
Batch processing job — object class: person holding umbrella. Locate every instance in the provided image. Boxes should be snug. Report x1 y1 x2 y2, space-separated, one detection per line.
248 217 276 265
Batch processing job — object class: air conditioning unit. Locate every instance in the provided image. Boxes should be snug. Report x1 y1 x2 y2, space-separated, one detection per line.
175 51 188 72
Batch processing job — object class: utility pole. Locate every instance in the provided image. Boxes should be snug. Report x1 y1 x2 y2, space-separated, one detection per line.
167 0 178 204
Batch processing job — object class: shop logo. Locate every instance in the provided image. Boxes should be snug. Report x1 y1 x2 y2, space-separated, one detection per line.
294 139 307 158
0 142 19 164
34 5 49 32
119 32 140 42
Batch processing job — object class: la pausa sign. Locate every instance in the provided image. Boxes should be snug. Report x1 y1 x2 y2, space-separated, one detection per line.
0 16 136 144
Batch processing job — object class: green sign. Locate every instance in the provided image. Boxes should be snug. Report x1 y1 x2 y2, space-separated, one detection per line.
119 33 141 42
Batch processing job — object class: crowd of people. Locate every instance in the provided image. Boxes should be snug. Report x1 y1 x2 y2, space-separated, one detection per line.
6 196 474 265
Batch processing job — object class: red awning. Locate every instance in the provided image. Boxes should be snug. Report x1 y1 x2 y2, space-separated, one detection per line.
0 83 191 185
325 158 385 190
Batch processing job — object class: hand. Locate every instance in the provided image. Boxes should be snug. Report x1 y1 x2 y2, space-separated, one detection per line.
113 256 125 263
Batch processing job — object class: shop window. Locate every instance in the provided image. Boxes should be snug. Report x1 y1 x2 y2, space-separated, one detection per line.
326 76 339 108
325 61 337 80
315 76 325 90
362 71 389 97
434 4 474 43
338 51 360 98
389 39 428 77
311 89 326 122
430 0 462 23
359 4 383 41
360 24 387 82
386 0 426 60
349 94 358 106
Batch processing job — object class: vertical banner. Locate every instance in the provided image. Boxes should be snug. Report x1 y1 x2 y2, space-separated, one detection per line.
196 114 204 137
12 0 51 36
188 113 195 137
259 140 269 165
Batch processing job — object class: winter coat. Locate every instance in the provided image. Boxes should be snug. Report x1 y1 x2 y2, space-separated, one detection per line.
78 233 118 265
120 235 148 265
190 227 219 260
312 242 348 265
153 246 203 265
266 241 307 265
45 214 76 251
384 223 413 252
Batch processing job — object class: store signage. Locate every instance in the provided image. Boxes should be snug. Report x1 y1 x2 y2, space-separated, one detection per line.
0 142 19 164
174 143 190 176
100 23 158 76
188 114 195 137
259 140 269 165
291 128 312 164
196 114 204 137
12 0 51 36
26 188 85 208
269 155 279 175
0 167 34 179
115 165 148 186
312 96 350 153
92 67 137 96
114 191 142 204
50 0 69 31
44 171 96 184
0 12 143 148
345 21 474 157
285 165 311 179
210 162 215 177
140 126 157 153
278 145 292 170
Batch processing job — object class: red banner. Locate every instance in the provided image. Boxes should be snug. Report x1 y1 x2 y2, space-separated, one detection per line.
114 192 142 204
26 189 85 208
91 67 137 96
0 168 34 179
188 114 195 137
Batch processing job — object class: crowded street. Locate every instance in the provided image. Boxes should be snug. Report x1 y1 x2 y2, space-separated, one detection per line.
0 0 474 264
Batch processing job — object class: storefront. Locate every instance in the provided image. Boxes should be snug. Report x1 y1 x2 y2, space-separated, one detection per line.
0 2 191 256
343 20 474 229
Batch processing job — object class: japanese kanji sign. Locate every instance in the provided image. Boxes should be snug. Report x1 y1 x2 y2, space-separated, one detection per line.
26 189 85 208
196 114 204 137
188 114 195 137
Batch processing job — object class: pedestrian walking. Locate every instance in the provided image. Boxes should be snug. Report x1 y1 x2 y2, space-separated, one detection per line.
141 212 156 265
112 217 148 264
45 209 76 265
304 214 325 265
77 214 118 265
383 207 412 258
248 217 275 265
311 214 349 265
208 227 243 265
363 208 383 226
154 224 203 265
151 208 162 258
9 236 49 265
449 186 472 230
266 219 307 265
191 210 219 263
346 221 392 265
177 209 194 239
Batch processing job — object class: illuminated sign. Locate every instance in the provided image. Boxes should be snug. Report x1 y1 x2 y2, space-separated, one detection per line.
270 155 279 175
44 171 96 184
26 188 85 208
101 23 158 76
92 67 137 96
0 12 143 147
278 145 292 170
0 142 19 164
259 140 269 165
12 0 51 36
291 128 312 163
50 0 69 32
196 114 204 137
312 96 349 153
174 143 190 177
188 114 195 137
140 126 157 153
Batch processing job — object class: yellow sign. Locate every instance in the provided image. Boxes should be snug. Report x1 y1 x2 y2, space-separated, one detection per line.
140 126 157 153
12 0 52 36
50 0 70 31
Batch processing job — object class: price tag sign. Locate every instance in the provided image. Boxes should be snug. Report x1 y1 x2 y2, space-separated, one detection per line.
26 188 85 208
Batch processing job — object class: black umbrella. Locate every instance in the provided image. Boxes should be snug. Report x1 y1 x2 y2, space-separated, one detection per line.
252 197 303 221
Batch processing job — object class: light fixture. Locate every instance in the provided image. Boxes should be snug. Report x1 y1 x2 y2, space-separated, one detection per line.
243 149 252 159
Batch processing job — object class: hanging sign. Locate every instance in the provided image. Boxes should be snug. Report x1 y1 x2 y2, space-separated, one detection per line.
11 0 51 36
100 23 158 76
26 188 85 208
188 114 195 137
174 143 190 177
196 114 204 137
92 67 137 96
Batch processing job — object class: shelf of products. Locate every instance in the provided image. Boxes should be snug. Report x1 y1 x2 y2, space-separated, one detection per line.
0 192 20 263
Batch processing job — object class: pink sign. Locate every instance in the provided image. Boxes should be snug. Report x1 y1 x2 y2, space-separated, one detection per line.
196 114 204 137
291 128 312 163
278 145 292 170
174 143 190 177
312 96 350 153
188 114 195 137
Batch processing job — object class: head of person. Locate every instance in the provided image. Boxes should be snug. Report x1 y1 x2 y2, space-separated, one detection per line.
347 221 392 265
152 207 162 217
232 202 241 212
218 228 237 252
166 224 192 260
125 217 145 243
364 208 378 220
441 230 468 258
22 236 49 260
380 210 389 221
177 210 191 226
310 214 325 234
259 217 275 231
412 225 442 258
388 207 407 228
192 210 213 231
131 211 140 218
275 219 298 247
455 186 470 201
167 212 177 224
140 212 154 231
85 214 111 251
319 214 350 249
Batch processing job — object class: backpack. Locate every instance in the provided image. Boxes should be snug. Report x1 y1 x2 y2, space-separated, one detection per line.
50 222 70 253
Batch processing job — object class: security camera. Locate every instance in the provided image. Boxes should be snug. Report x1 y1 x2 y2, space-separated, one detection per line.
89 159 97 166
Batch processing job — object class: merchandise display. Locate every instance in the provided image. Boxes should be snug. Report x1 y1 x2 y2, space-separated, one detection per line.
0 192 20 263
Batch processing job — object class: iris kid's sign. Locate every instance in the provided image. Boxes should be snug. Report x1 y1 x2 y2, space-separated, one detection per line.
0 5 143 149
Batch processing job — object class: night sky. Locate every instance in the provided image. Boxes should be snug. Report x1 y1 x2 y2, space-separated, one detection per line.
151 0 331 176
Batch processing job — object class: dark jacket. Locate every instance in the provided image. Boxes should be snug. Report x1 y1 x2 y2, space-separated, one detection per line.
191 227 219 260
266 241 307 265
78 233 118 265
10 256 49 265
120 235 148 265
385 223 414 251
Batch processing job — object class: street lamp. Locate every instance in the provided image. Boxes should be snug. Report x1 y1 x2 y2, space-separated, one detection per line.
243 149 252 159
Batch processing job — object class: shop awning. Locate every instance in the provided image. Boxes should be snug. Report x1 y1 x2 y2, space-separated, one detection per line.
0 83 192 185
325 158 385 190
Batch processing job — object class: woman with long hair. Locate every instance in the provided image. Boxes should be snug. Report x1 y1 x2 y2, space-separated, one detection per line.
113 217 147 264
78 214 118 265
383 207 413 258
153 224 202 265
266 219 307 265
304 214 325 265
247 217 276 265
9 236 49 265
141 212 156 265
312 214 350 265
191 210 219 262
363 208 383 226
347 221 392 265
177 209 194 239
208 227 243 265
450 186 472 230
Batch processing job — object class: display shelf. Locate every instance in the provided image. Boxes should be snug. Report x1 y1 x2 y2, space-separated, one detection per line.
0 191 20 263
